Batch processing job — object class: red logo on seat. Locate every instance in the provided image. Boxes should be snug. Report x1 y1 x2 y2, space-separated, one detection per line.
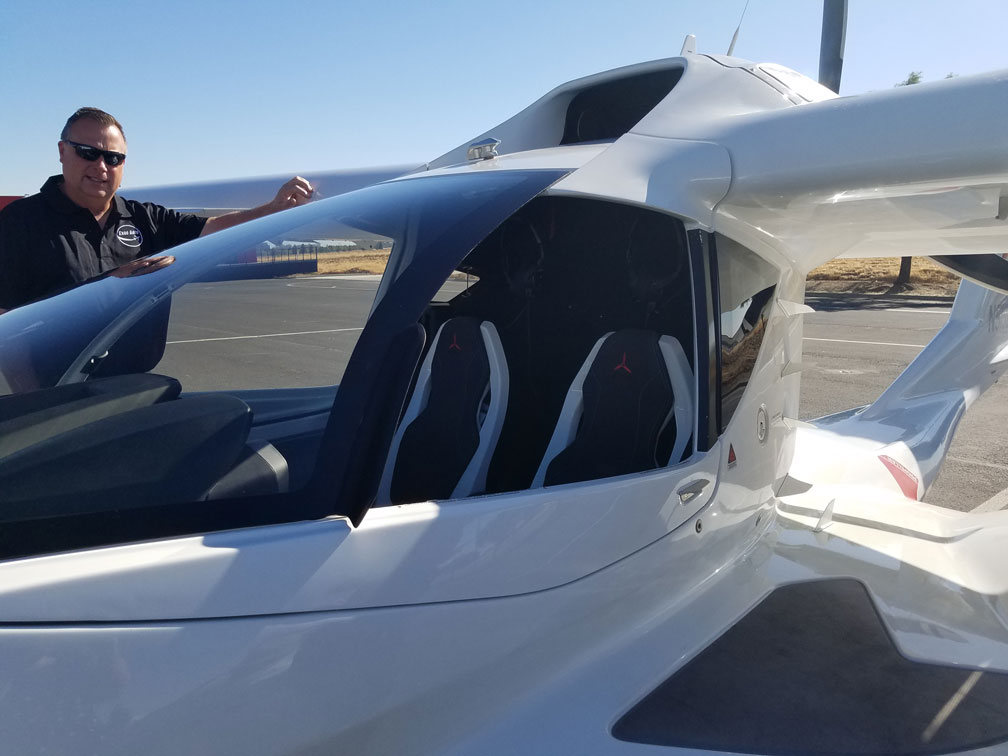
449 332 462 351
614 353 631 374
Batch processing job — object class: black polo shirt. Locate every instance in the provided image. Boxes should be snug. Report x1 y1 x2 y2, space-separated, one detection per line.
0 175 207 309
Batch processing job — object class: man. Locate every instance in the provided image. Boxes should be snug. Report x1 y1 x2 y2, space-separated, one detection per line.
0 107 314 313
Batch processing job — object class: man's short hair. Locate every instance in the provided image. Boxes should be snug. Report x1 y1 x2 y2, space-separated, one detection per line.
61 107 125 142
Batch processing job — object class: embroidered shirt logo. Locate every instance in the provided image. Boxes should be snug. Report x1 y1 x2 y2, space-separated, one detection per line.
117 224 143 248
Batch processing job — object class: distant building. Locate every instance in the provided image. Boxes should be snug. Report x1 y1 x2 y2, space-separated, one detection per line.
255 239 320 261
313 239 358 251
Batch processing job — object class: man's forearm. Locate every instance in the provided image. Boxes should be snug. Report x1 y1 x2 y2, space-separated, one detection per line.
199 176 314 237
200 205 274 236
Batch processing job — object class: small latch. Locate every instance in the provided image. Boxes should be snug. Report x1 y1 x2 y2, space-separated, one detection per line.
678 478 710 505
82 350 110 374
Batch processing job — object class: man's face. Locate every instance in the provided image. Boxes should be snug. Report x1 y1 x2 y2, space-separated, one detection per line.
57 119 127 213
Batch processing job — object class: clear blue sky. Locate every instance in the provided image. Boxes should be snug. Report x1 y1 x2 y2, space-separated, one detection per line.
2 0 1006 194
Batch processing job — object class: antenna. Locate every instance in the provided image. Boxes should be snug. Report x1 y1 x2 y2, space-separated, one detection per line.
726 0 751 56
680 34 696 55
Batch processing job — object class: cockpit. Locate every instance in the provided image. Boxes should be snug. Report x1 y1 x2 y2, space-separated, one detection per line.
0 167 778 559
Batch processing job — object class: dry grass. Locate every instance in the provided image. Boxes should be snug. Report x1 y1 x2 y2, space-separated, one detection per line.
312 250 960 294
807 257 960 295
808 257 958 283
317 250 390 275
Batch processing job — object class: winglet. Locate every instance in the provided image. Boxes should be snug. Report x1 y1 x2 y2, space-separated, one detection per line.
777 299 815 317
781 360 811 377
993 343 1008 365
814 499 836 532
775 415 816 432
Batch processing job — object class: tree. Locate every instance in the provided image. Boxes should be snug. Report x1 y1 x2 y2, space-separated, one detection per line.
894 72 923 286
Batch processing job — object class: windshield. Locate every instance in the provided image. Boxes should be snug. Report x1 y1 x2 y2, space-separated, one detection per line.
0 168 568 559
0 170 565 395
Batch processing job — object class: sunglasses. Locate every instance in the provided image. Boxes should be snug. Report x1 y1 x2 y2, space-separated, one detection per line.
62 139 127 167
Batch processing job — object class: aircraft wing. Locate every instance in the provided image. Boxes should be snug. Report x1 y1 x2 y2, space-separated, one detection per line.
123 163 424 213
707 69 1008 269
536 64 1008 273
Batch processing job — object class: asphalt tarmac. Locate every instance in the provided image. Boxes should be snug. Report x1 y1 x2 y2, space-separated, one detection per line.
157 279 1008 513
160 277 377 391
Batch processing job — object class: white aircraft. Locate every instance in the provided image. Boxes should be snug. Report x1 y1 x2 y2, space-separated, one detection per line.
3 13 1008 755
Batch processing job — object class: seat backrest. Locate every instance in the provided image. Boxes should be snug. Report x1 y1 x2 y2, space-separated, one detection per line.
532 330 693 487
377 317 508 504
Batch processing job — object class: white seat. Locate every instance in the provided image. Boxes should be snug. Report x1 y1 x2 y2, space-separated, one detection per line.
533 331 693 488
377 317 509 504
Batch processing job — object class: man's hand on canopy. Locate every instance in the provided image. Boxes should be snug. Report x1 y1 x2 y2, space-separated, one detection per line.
270 176 314 211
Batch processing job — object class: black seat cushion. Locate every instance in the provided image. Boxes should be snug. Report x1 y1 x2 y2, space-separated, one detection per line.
544 330 673 486
391 317 491 503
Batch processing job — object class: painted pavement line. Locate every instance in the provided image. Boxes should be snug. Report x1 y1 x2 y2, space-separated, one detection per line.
803 337 926 349
947 455 1008 473
167 327 363 345
292 274 382 281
